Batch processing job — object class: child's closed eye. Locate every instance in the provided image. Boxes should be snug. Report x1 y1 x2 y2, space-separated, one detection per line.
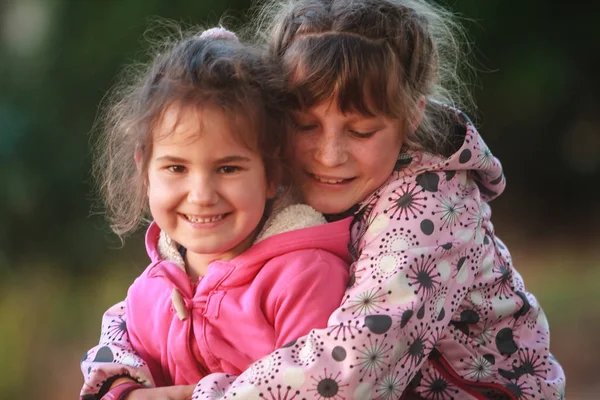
292 116 318 132
349 129 376 139
217 165 242 174
296 123 318 132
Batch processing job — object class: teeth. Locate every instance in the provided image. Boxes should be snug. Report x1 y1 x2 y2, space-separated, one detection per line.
313 175 346 184
185 214 225 223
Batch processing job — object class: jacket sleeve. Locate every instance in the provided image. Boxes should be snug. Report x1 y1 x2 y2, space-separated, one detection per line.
272 251 349 349
80 300 154 399
191 170 485 399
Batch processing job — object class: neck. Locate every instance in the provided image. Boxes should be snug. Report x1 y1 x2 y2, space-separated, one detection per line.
183 229 258 281
183 252 214 281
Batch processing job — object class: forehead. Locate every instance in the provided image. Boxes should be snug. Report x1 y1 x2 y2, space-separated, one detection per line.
153 103 257 149
284 35 400 118
295 97 398 124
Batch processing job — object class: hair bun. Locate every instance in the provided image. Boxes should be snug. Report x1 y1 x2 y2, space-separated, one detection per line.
199 26 238 41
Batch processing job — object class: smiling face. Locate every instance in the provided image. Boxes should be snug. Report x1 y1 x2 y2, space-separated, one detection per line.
291 100 405 215
146 105 275 267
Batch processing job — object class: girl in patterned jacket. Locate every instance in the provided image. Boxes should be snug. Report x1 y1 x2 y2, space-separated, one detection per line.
81 0 567 399
79 26 353 400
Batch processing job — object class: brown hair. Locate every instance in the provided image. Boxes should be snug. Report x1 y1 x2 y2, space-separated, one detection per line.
252 0 475 154
93 24 293 237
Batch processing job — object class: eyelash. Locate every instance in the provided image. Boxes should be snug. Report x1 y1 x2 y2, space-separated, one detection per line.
350 130 376 139
295 122 376 139
217 165 241 174
296 123 318 132
166 165 242 174
167 165 186 173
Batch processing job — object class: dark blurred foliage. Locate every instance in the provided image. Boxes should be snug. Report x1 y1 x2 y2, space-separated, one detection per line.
0 0 254 276
450 1 600 234
1 0 599 276
0 0 599 398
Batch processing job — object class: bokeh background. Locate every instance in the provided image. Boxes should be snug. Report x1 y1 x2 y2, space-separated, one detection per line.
1 0 598 398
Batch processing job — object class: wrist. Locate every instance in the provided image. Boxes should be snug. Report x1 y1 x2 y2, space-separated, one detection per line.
97 374 138 399
100 381 144 400
109 377 138 390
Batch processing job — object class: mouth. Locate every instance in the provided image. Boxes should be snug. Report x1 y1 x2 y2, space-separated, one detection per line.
183 213 229 224
309 173 355 185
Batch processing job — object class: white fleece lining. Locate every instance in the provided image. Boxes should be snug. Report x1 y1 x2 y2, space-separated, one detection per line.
157 204 326 265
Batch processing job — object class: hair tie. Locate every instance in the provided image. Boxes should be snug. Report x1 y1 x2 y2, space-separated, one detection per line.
199 26 238 41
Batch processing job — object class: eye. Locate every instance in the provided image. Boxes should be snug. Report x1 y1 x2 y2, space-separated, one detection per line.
349 130 376 139
292 117 319 132
295 123 318 132
217 165 242 174
167 165 186 173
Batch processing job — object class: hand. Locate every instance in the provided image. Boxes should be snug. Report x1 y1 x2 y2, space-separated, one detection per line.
400 388 426 400
125 385 196 400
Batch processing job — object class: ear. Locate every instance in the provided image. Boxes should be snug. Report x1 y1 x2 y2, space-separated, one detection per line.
409 96 426 133
265 161 285 200
266 180 278 200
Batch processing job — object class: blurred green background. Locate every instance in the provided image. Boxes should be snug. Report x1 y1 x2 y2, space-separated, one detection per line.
0 0 598 398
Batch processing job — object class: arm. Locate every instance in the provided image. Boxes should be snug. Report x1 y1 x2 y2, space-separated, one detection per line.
191 171 484 399
80 300 154 399
272 251 349 349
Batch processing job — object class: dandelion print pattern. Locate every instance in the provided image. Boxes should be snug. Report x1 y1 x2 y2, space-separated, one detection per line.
342 287 390 316
101 315 127 343
81 113 564 400
351 334 394 381
419 367 459 400
385 182 428 221
466 355 494 380
307 369 349 400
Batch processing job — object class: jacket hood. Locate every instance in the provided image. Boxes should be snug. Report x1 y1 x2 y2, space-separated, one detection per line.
398 108 506 203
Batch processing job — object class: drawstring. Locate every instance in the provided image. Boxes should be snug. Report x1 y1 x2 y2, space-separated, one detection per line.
171 288 208 321
171 288 188 320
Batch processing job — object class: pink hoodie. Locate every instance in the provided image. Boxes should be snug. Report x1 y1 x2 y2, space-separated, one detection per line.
124 211 351 387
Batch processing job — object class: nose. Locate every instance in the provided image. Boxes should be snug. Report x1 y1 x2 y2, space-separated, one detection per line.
313 130 348 167
187 174 219 205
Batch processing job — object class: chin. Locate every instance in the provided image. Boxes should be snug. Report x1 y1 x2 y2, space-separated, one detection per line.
308 198 352 216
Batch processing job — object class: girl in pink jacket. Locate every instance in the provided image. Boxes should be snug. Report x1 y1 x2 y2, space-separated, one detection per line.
80 27 351 399
82 1 566 399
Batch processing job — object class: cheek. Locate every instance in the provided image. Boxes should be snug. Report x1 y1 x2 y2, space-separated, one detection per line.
147 188 167 211
235 174 269 204
291 135 312 161
360 136 402 172
147 176 175 206
379 127 403 151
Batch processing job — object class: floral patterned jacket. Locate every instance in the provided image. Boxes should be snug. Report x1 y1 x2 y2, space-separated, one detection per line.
80 110 565 399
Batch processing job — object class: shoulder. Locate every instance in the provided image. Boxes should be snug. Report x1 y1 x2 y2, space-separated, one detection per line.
351 165 483 257
261 248 349 279
253 249 348 301
126 261 169 299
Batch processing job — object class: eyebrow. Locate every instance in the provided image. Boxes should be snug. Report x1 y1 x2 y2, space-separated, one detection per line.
155 155 188 163
154 155 252 163
293 109 381 122
216 155 253 163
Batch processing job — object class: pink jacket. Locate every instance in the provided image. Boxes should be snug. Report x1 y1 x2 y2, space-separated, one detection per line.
80 206 350 396
81 109 566 400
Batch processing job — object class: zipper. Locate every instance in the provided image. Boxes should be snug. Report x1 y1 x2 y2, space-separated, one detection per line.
428 349 517 400
189 281 210 377
171 285 210 378
188 311 210 377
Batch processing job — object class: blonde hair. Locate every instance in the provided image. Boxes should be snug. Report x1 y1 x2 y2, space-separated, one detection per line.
251 0 475 154
93 24 293 237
